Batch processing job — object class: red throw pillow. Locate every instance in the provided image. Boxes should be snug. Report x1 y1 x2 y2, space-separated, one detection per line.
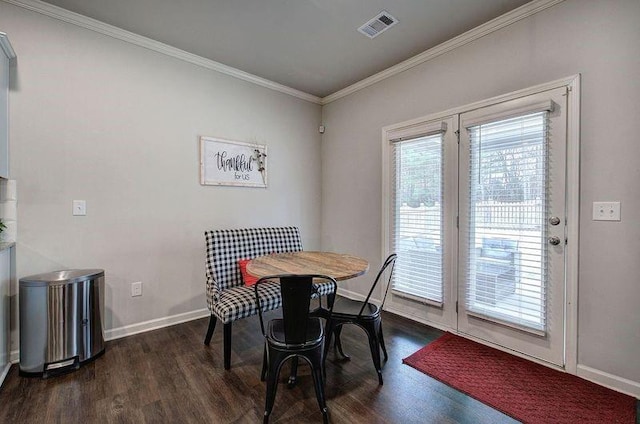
238 259 258 286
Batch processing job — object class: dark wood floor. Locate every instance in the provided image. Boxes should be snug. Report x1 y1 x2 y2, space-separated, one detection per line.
0 310 523 423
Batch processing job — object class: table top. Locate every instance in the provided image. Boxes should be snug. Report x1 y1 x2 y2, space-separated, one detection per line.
247 251 369 281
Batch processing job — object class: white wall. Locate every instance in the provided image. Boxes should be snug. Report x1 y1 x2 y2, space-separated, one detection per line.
0 2 323 351
321 0 640 393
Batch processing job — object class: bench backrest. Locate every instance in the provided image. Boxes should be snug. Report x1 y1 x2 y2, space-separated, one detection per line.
205 227 303 291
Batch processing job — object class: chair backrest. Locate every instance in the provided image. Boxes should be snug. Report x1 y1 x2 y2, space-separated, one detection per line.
359 254 397 317
204 227 303 291
255 274 337 346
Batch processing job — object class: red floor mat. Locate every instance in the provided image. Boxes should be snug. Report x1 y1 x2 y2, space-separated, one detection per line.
403 332 637 424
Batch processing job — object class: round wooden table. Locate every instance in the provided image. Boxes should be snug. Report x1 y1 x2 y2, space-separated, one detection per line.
247 251 369 281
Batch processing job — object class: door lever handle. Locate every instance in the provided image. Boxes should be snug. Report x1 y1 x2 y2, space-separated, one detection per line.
548 236 561 246
549 216 561 226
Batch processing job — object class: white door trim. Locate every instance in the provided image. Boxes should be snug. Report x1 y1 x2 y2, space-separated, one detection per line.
563 75 580 374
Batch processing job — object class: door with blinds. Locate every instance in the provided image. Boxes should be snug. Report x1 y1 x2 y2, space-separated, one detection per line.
457 87 567 366
383 117 458 328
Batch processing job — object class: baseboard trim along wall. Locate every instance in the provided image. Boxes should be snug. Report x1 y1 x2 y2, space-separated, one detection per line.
6 303 639 400
6 308 211 365
338 286 451 332
0 362 10 386
383 302 640 400
339 286 640 400
577 364 640 400
104 308 210 341
335 287 369 303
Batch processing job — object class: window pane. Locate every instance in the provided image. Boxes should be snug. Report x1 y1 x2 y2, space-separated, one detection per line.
391 134 444 303
466 112 548 331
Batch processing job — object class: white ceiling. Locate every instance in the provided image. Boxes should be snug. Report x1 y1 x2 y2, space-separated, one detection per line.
40 0 532 98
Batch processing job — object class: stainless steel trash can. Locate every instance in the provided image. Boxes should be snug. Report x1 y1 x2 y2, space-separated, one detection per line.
19 269 105 378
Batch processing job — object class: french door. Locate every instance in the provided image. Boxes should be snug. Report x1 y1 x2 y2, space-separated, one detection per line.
384 83 573 368
458 87 567 366
384 116 458 330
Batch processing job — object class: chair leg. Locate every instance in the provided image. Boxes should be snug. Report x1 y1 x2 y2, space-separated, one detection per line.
310 359 329 424
379 323 388 362
327 292 336 309
323 320 335 359
223 322 232 370
264 373 278 422
365 320 384 385
204 314 217 345
288 357 299 388
334 325 350 360
264 349 285 424
261 344 268 381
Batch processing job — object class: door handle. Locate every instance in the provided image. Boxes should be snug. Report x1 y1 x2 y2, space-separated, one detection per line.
549 216 561 226
548 236 561 246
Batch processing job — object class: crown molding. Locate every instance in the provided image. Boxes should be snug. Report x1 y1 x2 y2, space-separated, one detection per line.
0 32 16 59
1 0 323 104
321 0 565 105
2 0 565 106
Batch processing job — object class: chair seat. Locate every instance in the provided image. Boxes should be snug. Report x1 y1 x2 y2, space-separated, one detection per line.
331 297 380 319
212 279 336 324
268 317 324 347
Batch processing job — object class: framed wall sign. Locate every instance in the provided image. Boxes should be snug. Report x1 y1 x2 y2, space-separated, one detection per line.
199 136 267 188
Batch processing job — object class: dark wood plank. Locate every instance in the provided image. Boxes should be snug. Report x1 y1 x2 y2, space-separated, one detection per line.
0 307 526 423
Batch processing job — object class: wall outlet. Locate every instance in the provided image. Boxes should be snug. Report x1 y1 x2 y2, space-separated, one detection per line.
592 201 621 221
131 281 142 297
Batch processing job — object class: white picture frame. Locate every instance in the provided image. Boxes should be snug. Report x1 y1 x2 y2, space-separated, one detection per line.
199 136 267 188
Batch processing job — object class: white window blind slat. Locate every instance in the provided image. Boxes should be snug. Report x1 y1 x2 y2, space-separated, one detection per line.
391 132 444 304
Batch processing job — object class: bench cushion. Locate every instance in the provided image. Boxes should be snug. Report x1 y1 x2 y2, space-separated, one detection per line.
211 279 335 324
212 280 281 323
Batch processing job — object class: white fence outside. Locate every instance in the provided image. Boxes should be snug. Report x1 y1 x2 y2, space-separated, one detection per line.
399 200 543 237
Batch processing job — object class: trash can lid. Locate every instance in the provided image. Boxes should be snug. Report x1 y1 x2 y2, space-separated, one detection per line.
20 269 105 287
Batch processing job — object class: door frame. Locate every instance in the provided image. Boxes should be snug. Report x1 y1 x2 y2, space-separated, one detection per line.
381 75 580 373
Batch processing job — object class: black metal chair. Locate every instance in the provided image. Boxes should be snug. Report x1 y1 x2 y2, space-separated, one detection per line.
255 274 337 424
323 254 397 385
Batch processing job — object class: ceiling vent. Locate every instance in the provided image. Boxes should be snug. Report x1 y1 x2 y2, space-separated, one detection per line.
358 10 398 39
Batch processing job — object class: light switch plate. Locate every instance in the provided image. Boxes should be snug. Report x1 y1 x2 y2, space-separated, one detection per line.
72 200 87 216
592 201 620 221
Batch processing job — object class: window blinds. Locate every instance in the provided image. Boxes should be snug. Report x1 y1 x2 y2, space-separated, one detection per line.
464 111 549 332
390 133 444 304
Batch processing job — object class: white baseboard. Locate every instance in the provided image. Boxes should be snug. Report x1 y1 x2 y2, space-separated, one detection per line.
382 303 454 333
577 364 640 399
5 308 211 370
7 301 638 401
341 289 640 400
104 308 210 341
337 287 454 332
0 362 10 387
336 287 369 302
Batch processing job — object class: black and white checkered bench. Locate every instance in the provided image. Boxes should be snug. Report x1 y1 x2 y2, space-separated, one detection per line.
203 227 336 369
